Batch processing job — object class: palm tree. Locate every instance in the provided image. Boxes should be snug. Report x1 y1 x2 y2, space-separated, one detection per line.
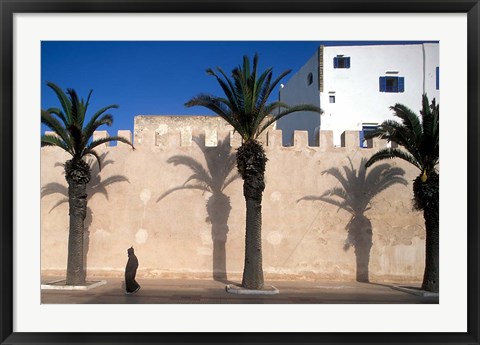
157 134 240 282
41 82 134 286
364 94 439 292
185 53 321 290
41 152 130 283
299 157 407 282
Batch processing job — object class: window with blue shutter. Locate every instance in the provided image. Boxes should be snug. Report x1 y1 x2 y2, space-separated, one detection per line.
379 76 405 93
360 125 378 148
398 77 405 92
334 56 350 69
359 130 365 147
379 77 387 92
436 67 439 90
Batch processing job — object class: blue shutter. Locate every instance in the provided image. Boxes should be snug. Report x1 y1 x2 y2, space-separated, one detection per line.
379 77 386 92
346 57 351 68
333 57 338 68
359 130 364 147
398 77 405 92
436 67 439 90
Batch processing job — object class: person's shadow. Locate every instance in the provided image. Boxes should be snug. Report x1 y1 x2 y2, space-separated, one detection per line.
41 152 130 282
157 134 240 283
298 157 407 282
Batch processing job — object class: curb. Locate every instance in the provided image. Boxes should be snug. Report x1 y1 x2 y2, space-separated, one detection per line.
225 284 279 295
391 285 439 297
41 279 107 291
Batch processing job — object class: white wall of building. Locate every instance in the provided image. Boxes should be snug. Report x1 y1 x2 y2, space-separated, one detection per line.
277 49 321 146
278 43 439 146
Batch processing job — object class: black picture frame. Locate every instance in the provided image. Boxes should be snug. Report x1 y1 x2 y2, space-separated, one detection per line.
1 1 479 344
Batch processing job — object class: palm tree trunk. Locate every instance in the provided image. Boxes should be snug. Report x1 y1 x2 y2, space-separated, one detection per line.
421 200 439 292
414 173 439 293
66 181 88 285
237 140 267 290
65 159 90 286
242 198 264 289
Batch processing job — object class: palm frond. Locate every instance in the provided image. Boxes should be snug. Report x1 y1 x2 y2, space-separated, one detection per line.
41 110 72 148
253 68 273 109
390 103 423 138
365 94 439 174
83 107 117 140
420 95 439 166
365 120 423 165
365 148 422 171
269 68 292 95
186 54 319 143
185 94 240 132
86 136 134 154
46 82 72 124
207 67 240 113
263 101 292 115
82 114 114 143
66 88 83 126
258 104 322 137
44 83 132 164
45 107 69 128
83 148 103 171
41 134 72 154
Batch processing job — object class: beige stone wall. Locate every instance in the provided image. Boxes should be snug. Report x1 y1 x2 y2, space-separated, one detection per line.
41 116 425 283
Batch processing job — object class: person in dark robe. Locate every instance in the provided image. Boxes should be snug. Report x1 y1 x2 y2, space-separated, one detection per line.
125 247 141 294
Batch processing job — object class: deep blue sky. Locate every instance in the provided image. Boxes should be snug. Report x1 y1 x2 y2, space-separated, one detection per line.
41 41 434 140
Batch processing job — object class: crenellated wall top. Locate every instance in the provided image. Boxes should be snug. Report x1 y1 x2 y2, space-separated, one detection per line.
44 115 393 151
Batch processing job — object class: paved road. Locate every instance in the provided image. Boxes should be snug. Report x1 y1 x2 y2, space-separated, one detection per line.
41 277 438 304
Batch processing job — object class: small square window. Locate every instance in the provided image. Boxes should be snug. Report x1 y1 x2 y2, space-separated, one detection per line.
334 56 350 69
329 95 335 103
379 76 405 93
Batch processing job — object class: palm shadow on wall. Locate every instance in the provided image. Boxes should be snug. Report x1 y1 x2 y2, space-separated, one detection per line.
41 152 130 281
157 134 240 283
298 157 407 282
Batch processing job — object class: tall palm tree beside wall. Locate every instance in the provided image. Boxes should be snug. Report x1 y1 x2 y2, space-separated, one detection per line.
185 54 321 290
41 152 130 283
41 82 134 286
364 94 439 292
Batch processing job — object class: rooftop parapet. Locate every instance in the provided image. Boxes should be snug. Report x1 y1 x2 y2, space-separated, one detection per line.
44 127 392 151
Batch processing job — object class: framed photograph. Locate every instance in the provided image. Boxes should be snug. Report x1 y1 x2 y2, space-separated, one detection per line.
1 1 479 344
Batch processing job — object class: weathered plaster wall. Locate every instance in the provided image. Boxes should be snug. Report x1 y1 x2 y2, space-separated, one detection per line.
41 116 426 283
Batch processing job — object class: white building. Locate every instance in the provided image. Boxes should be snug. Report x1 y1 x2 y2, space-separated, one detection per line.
277 43 439 146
